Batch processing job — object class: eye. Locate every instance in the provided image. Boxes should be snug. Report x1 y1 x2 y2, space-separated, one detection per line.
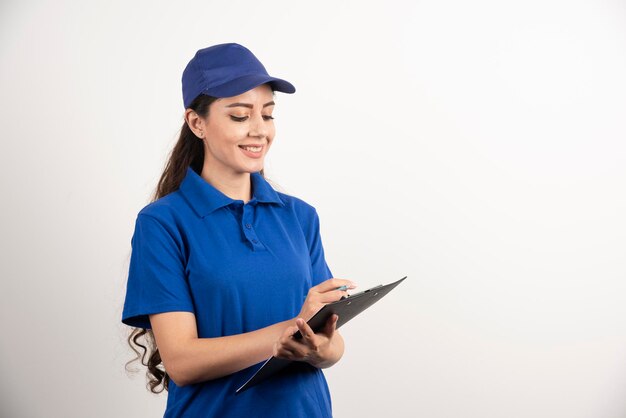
230 115 248 122
263 115 274 121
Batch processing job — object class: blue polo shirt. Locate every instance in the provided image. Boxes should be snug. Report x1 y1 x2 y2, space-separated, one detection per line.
122 166 334 418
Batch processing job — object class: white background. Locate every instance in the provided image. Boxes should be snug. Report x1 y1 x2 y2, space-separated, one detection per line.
1 1 626 417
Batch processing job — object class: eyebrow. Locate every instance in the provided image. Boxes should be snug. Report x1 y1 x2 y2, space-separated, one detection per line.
225 101 275 109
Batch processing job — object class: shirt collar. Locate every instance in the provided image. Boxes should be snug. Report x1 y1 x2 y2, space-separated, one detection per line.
179 166 284 217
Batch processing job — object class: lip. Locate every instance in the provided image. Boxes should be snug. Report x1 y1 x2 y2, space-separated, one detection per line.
238 144 264 159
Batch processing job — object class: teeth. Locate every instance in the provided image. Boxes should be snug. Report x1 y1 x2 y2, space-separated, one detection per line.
241 146 262 152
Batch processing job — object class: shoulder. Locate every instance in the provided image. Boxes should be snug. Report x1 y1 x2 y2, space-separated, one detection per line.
129 193 194 253
275 191 320 220
134 191 190 231
273 191 324 241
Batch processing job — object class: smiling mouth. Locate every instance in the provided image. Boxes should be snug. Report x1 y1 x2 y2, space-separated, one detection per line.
239 145 263 152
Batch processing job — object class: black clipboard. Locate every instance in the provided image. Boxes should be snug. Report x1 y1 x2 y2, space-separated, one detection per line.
236 276 407 393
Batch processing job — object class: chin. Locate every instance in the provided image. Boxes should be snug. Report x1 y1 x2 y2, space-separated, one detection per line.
245 162 265 173
239 164 264 174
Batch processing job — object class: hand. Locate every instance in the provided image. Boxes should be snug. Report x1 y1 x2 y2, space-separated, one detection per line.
298 278 357 322
273 314 343 368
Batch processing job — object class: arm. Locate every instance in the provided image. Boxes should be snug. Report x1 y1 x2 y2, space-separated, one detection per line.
150 278 356 387
149 312 296 387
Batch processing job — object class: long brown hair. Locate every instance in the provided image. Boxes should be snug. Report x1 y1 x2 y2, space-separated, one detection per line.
125 94 216 393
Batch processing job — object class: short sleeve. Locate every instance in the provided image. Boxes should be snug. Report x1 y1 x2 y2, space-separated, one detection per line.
305 209 334 286
121 214 194 329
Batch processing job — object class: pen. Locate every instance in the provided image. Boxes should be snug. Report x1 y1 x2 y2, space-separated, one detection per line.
336 285 349 300
302 285 352 301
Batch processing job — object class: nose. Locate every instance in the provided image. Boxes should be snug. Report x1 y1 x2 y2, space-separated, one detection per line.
248 113 268 140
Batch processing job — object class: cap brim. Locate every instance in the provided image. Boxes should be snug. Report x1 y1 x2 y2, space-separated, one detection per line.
205 74 296 98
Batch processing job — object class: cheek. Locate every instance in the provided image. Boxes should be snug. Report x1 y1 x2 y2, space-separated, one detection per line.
214 123 247 141
267 134 276 151
267 126 276 143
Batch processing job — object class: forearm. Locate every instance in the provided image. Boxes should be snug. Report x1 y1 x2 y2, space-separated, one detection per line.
169 318 297 386
154 278 355 386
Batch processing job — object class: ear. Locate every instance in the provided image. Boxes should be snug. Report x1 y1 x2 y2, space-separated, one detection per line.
184 109 206 139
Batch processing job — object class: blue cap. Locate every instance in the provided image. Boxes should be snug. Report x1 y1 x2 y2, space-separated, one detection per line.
181 43 296 108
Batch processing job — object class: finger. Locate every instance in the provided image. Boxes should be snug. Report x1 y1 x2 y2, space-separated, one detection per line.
313 278 357 293
274 338 291 358
314 289 350 303
295 318 316 341
296 317 327 353
280 337 309 359
281 325 299 339
321 314 338 338
317 278 357 292
275 346 297 359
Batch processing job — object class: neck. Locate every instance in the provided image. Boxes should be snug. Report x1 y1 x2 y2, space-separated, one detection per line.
200 165 252 203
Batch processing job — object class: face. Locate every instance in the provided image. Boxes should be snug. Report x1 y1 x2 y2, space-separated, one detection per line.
192 84 276 179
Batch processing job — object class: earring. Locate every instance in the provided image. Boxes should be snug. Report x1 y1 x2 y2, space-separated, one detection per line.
198 132 204 138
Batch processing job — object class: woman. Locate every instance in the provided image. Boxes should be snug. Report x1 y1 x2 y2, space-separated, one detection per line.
122 43 355 418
